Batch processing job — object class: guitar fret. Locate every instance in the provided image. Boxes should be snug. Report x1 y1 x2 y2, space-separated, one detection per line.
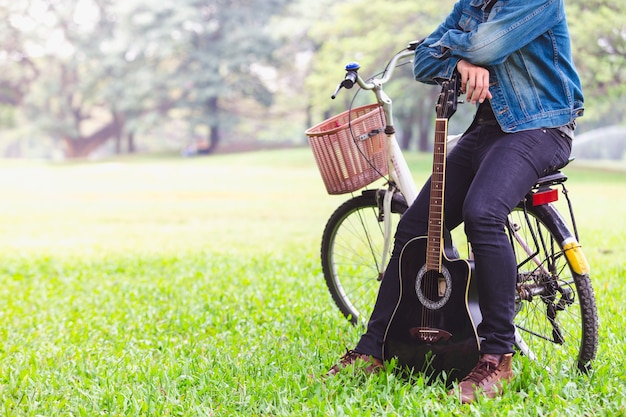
426 118 449 270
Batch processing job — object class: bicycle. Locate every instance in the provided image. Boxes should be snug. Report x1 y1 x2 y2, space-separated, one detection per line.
305 40 598 373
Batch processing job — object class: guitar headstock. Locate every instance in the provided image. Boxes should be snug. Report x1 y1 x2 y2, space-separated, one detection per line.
435 73 461 119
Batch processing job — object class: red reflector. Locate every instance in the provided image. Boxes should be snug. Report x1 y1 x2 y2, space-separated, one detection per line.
531 188 558 206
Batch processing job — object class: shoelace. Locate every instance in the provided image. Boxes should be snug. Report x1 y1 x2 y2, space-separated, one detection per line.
339 349 361 364
462 360 498 384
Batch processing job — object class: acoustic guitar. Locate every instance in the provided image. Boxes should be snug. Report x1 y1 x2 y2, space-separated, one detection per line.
382 74 481 384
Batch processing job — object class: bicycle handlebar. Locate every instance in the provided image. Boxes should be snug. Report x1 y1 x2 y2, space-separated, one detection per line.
331 39 424 100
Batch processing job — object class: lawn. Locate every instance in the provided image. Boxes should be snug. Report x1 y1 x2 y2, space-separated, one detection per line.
0 149 624 416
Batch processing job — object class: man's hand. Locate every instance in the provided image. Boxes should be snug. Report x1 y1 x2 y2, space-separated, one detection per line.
456 59 492 104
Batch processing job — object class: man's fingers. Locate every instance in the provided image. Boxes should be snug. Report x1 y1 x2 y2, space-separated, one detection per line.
466 73 491 104
456 59 492 103
467 74 480 103
460 73 469 94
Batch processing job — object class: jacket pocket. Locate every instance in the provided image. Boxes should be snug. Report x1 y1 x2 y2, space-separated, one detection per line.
458 12 481 32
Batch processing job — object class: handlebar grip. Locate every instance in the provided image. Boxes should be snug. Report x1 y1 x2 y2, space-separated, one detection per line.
341 71 357 89
341 62 360 88
408 38 426 50
331 65 360 99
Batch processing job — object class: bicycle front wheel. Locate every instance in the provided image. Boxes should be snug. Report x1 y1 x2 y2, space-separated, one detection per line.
321 190 407 326
508 204 598 372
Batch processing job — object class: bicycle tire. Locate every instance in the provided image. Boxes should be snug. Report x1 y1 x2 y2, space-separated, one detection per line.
509 202 598 372
321 190 407 326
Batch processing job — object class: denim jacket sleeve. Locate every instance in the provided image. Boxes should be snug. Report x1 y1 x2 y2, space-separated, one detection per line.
413 0 564 81
437 0 564 65
413 1 464 84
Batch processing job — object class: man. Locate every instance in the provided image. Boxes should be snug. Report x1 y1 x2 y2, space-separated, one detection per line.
326 0 583 404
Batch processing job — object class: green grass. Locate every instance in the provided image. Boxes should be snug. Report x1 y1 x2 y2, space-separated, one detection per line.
0 149 625 416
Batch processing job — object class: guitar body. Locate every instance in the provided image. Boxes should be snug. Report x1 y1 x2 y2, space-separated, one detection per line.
382 236 480 384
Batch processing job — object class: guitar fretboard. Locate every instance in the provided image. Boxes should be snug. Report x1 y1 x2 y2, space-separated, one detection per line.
426 118 448 272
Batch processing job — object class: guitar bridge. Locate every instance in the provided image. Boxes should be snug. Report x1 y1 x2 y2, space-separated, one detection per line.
409 327 453 343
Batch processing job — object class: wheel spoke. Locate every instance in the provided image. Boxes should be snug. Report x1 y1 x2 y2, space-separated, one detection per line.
321 193 405 325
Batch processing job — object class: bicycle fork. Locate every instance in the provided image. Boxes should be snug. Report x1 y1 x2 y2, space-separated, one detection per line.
376 186 398 281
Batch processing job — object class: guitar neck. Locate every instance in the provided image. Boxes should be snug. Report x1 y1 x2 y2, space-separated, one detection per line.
426 118 449 272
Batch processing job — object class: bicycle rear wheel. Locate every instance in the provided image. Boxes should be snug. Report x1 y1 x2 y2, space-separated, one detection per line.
321 190 407 326
508 204 598 372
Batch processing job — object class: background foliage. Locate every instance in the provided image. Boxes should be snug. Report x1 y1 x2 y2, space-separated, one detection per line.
0 0 625 158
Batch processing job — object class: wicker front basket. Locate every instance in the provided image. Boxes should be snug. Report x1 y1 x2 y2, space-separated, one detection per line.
305 104 388 195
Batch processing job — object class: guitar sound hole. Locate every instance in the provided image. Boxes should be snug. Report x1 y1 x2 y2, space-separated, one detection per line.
415 265 452 310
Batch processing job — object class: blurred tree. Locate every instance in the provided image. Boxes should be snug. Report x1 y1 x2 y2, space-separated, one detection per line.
567 0 626 127
0 3 39 109
0 0 152 157
0 0 292 157
304 0 459 151
264 0 336 139
0 0 624 158
122 0 294 154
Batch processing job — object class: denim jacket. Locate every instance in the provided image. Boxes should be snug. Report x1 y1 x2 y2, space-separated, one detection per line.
413 0 584 132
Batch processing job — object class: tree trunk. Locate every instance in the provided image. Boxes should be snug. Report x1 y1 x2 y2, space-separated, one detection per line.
399 110 415 150
127 132 136 153
114 133 121 154
418 111 431 152
202 96 219 155
62 113 124 158
417 90 440 152
400 123 413 150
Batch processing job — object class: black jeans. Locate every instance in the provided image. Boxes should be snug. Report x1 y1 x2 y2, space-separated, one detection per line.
355 122 572 358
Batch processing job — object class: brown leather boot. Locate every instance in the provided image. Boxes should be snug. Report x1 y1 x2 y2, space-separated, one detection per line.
325 350 383 377
452 353 514 403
